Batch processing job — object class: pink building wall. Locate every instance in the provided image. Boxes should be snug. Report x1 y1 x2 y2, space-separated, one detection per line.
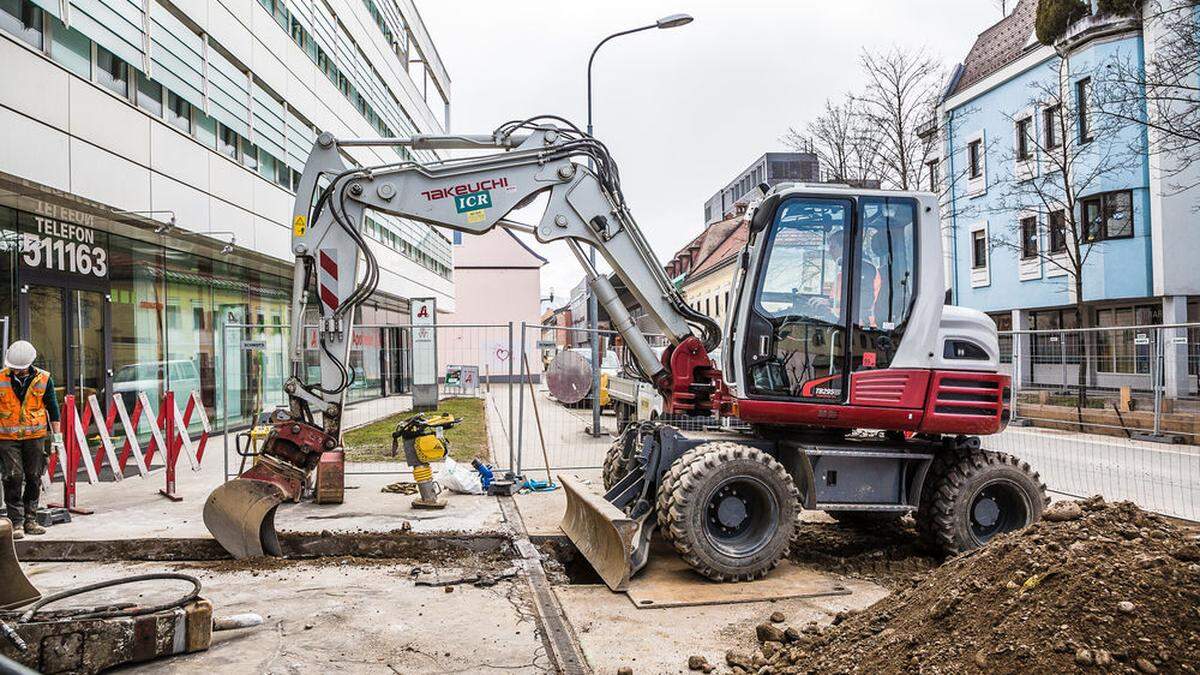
438 229 546 379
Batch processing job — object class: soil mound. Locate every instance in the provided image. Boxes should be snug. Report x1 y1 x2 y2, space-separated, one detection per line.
735 498 1200 674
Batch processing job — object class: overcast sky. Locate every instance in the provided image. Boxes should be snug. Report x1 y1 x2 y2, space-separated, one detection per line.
417 0 1004 307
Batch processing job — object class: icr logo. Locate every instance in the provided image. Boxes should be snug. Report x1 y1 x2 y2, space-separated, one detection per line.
454 190 492 213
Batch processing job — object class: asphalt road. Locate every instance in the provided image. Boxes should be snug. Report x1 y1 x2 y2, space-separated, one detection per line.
988 426 1200 521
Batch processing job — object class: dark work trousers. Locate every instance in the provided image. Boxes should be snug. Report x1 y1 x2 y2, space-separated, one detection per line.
0 438 46 522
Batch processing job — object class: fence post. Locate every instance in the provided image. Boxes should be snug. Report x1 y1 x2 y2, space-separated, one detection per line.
1011 330 1022 423
158 390 181 502
49 395 93 516
1153 327 1164 437
221 323 230 482
507 321 515 475
517 321 527 478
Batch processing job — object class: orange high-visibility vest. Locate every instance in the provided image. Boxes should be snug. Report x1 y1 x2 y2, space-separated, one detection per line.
0 368 51 440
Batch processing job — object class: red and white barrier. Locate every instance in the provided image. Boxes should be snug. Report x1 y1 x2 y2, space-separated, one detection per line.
44 390 211 512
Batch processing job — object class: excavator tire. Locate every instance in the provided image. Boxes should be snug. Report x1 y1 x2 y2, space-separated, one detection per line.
661 442 798 582
601 435 630 492
916 447 963 545
922 448 1048 554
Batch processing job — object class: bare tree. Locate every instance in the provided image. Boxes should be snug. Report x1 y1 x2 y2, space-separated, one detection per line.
781 94 881 183
854 46 945 191
1104 0 1200 193
986 53 1143 405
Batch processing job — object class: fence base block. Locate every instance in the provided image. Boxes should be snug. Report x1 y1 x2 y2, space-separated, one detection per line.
46 502 94 516
1131 431 1186 445
158 486 184 502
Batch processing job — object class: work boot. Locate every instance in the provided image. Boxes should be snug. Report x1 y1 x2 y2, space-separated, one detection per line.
3 518 22 540
23 519 45 536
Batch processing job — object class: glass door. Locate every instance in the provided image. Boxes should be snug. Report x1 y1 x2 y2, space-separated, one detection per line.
22 285 110 402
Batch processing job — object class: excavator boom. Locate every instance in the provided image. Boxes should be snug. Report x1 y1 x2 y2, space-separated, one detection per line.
204 120 724 581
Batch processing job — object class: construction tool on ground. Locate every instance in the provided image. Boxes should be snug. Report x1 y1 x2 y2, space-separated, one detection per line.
392 412 461 509
0 529 261 673
0 520 38 610
202 119 1046 592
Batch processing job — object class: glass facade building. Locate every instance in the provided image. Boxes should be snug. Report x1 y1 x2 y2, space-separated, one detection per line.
0 0 452 426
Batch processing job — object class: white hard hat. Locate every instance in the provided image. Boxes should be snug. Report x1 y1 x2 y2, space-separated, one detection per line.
4 340 36 370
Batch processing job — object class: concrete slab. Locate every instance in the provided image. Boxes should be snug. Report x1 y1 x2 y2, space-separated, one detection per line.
512 469 603 537
557 578 889 674
20 560 547 674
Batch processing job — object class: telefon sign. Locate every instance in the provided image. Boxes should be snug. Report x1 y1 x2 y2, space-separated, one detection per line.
20 214 109 278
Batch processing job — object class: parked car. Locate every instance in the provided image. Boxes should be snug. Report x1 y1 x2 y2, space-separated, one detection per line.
112 359 201 410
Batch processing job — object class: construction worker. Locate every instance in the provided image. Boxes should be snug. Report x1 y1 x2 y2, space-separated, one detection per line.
0 340 62 539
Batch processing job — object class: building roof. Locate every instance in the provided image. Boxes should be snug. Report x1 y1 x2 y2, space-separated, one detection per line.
949 0 1039 97
688 220 748 280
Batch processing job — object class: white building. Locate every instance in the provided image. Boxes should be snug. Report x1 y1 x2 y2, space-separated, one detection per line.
0 0 452 423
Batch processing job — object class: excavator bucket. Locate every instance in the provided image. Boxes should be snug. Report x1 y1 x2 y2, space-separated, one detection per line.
558 474 640 592
0 518 40 610
202 479 286 559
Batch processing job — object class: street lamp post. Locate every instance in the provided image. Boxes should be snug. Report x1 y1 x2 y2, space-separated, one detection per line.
584 13 693 437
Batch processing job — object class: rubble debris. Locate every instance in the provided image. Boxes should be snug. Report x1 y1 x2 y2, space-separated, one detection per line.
734 498 1200 674
769 611 786 623
381 481 419 495
687 655 714 672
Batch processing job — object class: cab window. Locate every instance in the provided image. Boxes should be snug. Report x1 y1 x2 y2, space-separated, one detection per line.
852 198 917 370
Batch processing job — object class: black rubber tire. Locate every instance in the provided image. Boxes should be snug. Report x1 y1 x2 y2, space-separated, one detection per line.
661 442 799 582
827 510 905 528
601 431 634 492
915 448 961 546
924 449 1048 554
654 451 688 545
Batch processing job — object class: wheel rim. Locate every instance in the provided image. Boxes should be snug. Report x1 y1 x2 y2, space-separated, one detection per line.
703 476 779 558
968 479 1030 544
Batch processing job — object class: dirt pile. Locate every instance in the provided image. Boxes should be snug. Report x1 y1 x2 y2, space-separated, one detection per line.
789 517 941 591
731 498 1200 674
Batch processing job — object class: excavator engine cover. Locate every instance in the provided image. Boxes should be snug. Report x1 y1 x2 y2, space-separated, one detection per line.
0 518 39 610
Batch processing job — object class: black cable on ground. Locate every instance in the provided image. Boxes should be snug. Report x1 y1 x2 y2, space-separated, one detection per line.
16 573 202 623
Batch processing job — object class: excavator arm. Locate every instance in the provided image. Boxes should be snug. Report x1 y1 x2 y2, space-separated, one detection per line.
203 119 723 559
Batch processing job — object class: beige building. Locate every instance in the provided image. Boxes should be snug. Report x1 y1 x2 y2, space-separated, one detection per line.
664 214 748 326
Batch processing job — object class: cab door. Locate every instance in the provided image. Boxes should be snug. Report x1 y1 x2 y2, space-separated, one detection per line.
739 196 855 403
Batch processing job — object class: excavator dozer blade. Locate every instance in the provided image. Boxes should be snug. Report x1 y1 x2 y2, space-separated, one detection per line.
203 479 286 559
0 518 40 610
558 474 640 592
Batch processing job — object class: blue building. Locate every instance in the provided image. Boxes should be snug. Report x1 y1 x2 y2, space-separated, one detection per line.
931 0 1200 397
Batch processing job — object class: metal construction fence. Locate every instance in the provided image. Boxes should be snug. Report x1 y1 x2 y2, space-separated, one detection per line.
206 318 1198 522
996 323 1198 521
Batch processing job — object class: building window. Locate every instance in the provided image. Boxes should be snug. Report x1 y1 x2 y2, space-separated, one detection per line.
166 92 191 133
1020 216 1038 259
1043 104 1060 150
1030 309 1082 365
971 229 987 269
242 141 259 171
926 158 939 192
217 123 239 160
989 312 1013 364
1076 77 1092 144
968 139 983 179
0 0 43 50
1048 210 1067 253
1015 116 1033 161
50 17 91 79
1081 190 1133 242
1095 304 1161 374
136 72 162 117
96 46 129 98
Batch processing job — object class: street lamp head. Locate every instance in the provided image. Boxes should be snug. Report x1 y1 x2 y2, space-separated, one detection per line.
656 13 693 29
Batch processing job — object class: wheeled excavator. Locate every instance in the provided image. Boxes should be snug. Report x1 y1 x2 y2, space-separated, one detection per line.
202 118 1048 590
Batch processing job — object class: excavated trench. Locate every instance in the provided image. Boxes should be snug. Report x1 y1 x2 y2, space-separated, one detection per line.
15 530 516 568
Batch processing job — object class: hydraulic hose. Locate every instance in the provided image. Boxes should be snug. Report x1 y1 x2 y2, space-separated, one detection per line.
16 573 202 623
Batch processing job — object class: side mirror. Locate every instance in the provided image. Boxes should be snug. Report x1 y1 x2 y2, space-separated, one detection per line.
749 194 781 235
